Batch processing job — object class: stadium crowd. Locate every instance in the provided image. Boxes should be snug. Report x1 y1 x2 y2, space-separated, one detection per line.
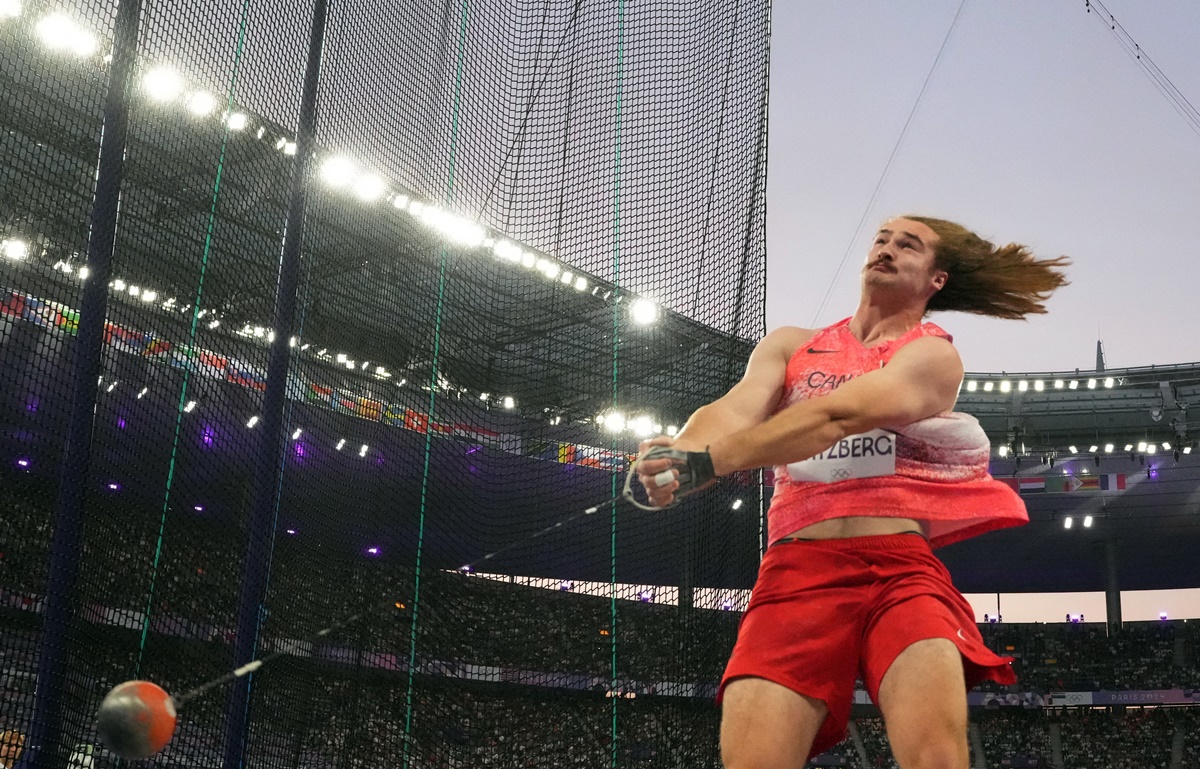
3 483 1200 768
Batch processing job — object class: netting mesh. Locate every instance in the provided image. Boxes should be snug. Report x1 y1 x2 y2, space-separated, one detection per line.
0 0 769 766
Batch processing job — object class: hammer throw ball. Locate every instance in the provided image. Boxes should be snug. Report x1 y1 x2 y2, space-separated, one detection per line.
96 680 177 760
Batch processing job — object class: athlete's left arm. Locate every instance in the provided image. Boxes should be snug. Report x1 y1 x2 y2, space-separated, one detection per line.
708 336 963 476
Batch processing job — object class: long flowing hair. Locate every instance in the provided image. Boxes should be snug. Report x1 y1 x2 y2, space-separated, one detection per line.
904 216 1071 319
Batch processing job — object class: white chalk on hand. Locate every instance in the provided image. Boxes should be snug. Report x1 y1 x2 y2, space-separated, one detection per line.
653 469 675 488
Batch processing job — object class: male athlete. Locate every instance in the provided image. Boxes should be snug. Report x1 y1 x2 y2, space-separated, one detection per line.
635 216 1069 769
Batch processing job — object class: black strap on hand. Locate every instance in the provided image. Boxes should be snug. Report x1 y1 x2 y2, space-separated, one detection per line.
623 446 717 510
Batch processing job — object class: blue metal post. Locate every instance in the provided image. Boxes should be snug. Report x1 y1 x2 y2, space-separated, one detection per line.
222 1 329 766
23 0 142 765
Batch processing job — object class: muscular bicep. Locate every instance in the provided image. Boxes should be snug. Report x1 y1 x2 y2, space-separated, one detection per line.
715 327 812 426
816 336 963 434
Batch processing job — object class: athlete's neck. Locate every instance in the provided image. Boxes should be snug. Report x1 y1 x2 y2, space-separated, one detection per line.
847 300 926 348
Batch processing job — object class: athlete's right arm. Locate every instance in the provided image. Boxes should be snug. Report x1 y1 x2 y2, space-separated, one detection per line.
635 326 811 506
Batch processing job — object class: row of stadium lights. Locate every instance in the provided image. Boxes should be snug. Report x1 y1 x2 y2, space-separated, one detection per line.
998 441 1191 458
965 377 1117 394
2 4 667 433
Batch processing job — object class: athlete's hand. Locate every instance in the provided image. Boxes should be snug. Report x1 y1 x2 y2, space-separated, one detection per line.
635 436 711 508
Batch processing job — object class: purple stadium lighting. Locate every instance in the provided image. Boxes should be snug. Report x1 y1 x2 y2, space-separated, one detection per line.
1066 613 1084 624
1160 611 1168 620
293 442 306 458
193 505 204 512
721 599 734 611
286 529 297 535
639 590 653 603
106 482 120 491
201 424 215 448
16 457 30 469
560 581 574 591
460 565 473 573
117 417 126 429
25 395 39 413
365 546 380 556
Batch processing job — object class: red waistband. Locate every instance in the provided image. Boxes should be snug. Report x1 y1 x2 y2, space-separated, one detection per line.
770 531 929 551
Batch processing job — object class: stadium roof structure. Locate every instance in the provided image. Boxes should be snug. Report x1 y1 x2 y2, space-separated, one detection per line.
3 22 1198 597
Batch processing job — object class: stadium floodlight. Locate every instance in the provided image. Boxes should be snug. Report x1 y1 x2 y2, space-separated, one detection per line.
1104 444 1114 453
336 353 348 363
137 388 148 399
1054 380 1065 389
965 381 977 392
1088 445 1098 453
0 0 21 19
493 239 521 261
186 91 216 116
630 298 659 326
246 416 259 428
0 239 29 260
574 276 589 292
1104 377 1114 388
1083 515 1093 528
1034 380 1045 392
392 194 410 210
1068 380 1079 390
601 411 626 433
1124 444 1133 451
997 445 1008 457
183 400 196 412
359 444 368 457
1137 441 1147 452
141 290 157 303
503 396 515 410
666 425 678 436
982 381 994 392
520 251 536 269
1086 378 1097 389
354 173 386 202
320 156 356 187
561 271 574 285
291 429 302 440
36 13 96 57
225 111 248 131
628 415 655 437
1162 441 1172 450
78 266 90 280
1185 447 1193 455
999 381 1011 393
283 141 297 156
207 319 219 329
143 67 184 102
128 285 140 296
1147 444 1157 455
1017 380 1028 392
1063 517 1073 529
1068 445 1078 454
731 499 743 511
336 439 346 451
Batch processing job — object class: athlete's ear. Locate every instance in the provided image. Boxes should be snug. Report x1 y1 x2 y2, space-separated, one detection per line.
932 270 948 291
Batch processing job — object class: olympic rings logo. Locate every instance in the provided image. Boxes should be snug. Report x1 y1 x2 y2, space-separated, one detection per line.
831 468 853 480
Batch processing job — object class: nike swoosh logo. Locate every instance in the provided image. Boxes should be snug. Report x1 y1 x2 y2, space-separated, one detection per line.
807 348 837 354
957 628 968 641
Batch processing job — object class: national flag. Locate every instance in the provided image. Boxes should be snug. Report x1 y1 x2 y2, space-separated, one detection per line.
1100 474 1126 491
1018 477 1046 493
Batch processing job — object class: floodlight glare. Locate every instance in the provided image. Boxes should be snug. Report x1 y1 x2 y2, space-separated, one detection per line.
666 425 678 436
1104 377 1114 388
246 416 259 428
574 276 589 292
0 239 29 260
999 381 1011 393
1162 441 1172 450
1088 445 1098 453
140 290 157 302
1185 447 1193 455
1068 445 1078 454
0 0 21 19
320 156 356 187
1104 444 1114 453
1137 441 1147 452
283 141 297 156
1068 380 1079 390
602 412 626 433
226 111 248 131
732 499 743 510
1034 380 1045 392
502 396 515 410
354 173 386 201
1054 380 1065 389
183 400 195 412
1064 517 1073 529
36 13 96 57
983 382 994 392
392 194 410 210
998 445 1008 457
143 67 184 102
1083 515 1093 528
520 251 536 269
187 91 216 116
78 266 89 280
1017 380 1028 392
630 298 659 325
965 381 977 392
1086 378 1097 389
628 415 655 437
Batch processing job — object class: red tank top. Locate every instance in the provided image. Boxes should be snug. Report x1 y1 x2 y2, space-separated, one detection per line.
767 318 1027 548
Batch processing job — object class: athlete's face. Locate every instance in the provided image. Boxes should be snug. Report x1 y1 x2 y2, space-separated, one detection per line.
862 218 947 302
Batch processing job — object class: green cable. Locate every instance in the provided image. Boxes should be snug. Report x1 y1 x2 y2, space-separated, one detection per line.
610 2 625 766
131 0 251 675
402 3 470 766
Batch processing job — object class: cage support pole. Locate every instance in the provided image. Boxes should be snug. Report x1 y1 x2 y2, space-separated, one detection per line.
222 1 329 766
24 1 142 765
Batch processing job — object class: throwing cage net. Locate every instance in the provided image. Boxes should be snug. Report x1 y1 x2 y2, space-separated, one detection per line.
0 0 769 766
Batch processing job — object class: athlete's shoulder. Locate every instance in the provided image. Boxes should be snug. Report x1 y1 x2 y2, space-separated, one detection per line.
758 326 817 361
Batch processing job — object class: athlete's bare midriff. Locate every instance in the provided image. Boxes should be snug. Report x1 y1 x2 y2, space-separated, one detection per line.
780 516 930 541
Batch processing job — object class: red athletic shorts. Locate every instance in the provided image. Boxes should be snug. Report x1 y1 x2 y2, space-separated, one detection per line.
718 533 1015 760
